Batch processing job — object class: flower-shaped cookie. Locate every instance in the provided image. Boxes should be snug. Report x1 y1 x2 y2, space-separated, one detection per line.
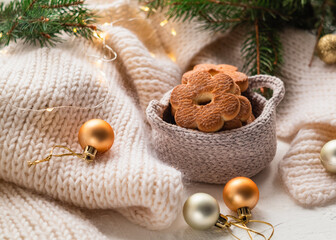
170 71 252 132
182 64 249 92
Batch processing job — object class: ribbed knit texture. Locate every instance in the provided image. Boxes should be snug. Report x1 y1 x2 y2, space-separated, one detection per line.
0 27 186 230
147 75 284 184
276 29 336 206
0 180 108 240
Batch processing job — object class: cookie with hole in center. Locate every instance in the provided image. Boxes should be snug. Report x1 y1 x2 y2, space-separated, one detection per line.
182 64 249 92
170 71 245 132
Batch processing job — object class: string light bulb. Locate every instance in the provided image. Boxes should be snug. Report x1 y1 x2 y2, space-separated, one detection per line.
139 6 150 12
73 28 77 33
160 19 168 27
171 28 177 36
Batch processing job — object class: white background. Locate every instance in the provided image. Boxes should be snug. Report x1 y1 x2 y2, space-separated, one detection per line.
85 141 336 240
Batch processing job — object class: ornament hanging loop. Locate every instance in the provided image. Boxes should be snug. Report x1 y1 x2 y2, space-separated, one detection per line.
27 145 84 167
227 215 274 240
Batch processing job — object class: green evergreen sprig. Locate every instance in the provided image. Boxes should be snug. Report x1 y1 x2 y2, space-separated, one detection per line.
140 0 336 79
0 0 97 47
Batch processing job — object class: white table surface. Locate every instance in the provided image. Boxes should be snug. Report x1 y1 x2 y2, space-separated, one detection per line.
84 141 336 240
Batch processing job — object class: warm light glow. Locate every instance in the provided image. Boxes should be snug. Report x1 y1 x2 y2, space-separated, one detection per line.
100 32 107 40
168 52 176 62
160 19 168 27
103 22 110 26
0 33 2 38
0 49 8 55
93 31 106 40
73 28 77 33
46 108 54 112
150 52 155 58
93 31 99 38
171 28 177 36
139 6 150 12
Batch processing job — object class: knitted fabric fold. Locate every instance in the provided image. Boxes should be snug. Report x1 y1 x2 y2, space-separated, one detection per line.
0 27 185 230
279 125 336 205
0 180 108 240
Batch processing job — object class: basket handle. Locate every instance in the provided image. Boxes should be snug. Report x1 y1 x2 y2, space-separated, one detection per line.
248 75 285 107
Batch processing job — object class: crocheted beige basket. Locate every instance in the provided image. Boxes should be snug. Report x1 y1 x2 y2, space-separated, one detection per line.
146 75 285 184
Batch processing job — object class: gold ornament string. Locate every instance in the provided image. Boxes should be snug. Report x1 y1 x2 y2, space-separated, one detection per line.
215 214 273 240
226 227 240 240
226 215 274 240
27 145 84 167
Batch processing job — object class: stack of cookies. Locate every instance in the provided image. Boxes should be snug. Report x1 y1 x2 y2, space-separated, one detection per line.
170 64 254 133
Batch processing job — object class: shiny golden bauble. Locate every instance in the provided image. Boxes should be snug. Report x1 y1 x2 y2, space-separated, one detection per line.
183 193 220 230
223 177 259 212
78 119 114 153
317 34 336 64
320 140 336 173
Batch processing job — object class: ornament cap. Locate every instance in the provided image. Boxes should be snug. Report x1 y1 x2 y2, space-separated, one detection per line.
237 206 252 222
215 214 230 229
83 145 98 162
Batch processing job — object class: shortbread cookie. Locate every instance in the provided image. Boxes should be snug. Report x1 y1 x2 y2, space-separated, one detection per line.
223 96 252 130
170 71 244 132
183 64 249 92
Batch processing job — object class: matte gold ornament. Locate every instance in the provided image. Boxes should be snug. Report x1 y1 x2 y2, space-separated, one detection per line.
320 140 336 173
78 119 115 161
223 176 259 221
28 119 114 166
317 34 336 64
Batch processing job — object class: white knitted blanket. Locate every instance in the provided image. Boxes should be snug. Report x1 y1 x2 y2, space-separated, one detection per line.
1 0 336 238
0 0 220 238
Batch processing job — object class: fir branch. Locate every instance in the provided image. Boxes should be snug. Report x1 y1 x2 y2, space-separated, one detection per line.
140 0 336 81
206 0 287 18
62 23 97 30
41 1 84 9
0 0 97 47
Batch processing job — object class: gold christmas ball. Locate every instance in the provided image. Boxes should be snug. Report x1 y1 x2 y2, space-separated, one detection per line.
317 34 336 64
78 119 114 153
222 177 259 212
320 140 336 173
183 193 220 230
